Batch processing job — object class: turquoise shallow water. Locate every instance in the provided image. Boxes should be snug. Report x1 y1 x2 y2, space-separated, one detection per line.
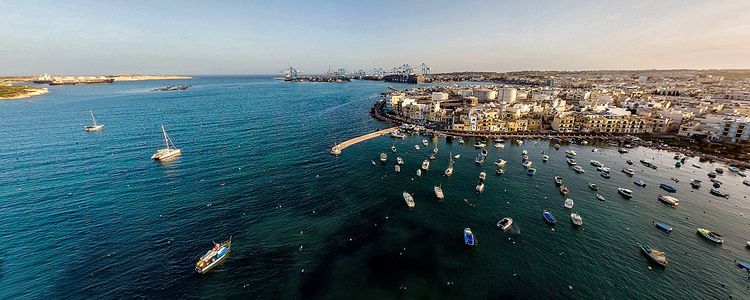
1 77 749 299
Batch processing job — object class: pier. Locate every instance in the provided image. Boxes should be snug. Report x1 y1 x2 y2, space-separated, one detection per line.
330 127 399 155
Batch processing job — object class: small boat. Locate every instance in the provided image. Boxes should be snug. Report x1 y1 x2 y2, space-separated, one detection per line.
476 182 485 193
474 141 487 148
565 150 577 157
495 143 505 149
416 169 422 177
494 138 505 143
659 183 677 193
743 179 750 186
445 156 454 176
379 153 388 163
658 195 679 206
566 158 577 166
715 167 725 174
522 154 529 161
554 144 560 150
697 228 723 244
564 198 574 209
428 153 436 160
739 171 747 177
590 160 603 167
395 164 402 173
641 243 668 267
497 217 513 231
559 185 569 195
371 160 376 166
517 140 523 146
601 172 611 179
588 183 598 191
522 161 533 168
422 139 429 146
421 159 430 171
581 140 588 145
618 188 634 198
690 179 702 189
542 155 549 162
597 166 610 173
151 125 181 160
592 148 599 152
543 210 557 224
626 160 634 165
692 163 701 169
527 168 537 176
415 145 420 150
457 137 465 144
596 193 606 201
433 147 439 155
396 157 404 165
707 172 717 178
554 176 564 186
728 166 740 173
709 188 729 198
495 159 506 167
391 145 397 153
572 166 585 173
522 149 528 156
640 160 657 170
403 192 415 208
570 213 583 226
634 180 647 187
481 149 488 156
84 111 104 132
479 171 487 181
390 131 406 139
654 221 673 233
195 237 232 274
618 148 629 154
454 154 460 159
622 168 635 176
495 168 505 175
475 153 485 165
464 228 476 246
737 260 750 272
434 185 444 200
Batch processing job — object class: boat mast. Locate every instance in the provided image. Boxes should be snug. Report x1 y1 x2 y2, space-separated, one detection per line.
90 111 97 125
161 125 170 149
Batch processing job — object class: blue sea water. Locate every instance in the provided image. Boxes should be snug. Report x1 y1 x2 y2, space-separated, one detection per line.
1 76 749 299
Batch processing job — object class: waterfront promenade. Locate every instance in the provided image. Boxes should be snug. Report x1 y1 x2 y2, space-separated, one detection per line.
330 127 399 155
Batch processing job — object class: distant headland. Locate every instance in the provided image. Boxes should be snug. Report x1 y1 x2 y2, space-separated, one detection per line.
0 74 191 99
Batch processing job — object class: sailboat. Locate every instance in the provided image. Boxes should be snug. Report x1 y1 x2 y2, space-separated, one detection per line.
84 111 104 132
444 153 454 176
151 125 181 160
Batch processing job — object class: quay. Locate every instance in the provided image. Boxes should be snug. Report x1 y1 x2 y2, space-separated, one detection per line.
330 127 399 155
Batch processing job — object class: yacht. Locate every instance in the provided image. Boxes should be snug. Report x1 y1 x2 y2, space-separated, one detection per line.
572 166 585 173
590 160 603 167
554 176 563 185
421 159 430 171
396 157 404 165
527 168 537 176
622 168 635 176
522 149 528 156
416 169 422 177
618 188 634 198
195 237 232 274
596 193 606 201
394 165 401 173
476 182 485 193
495 168 505 175
522 160 533 168
658 195 679 206
565 150 577 157
415 145 420 150
84 111 104 132
566 158 577 166
479 171 487 181
379 153 387 163
434 185 444 200
564 198 574 209
464 228 476 246
403 192 415 208
445 155 454 176
597 166 610 173
588 183 598 191
542 155 549 162
571 213 583 226
474 141 487 148
641 243 667 267
495 159 506 167
151 125 181 160
497 218 513 231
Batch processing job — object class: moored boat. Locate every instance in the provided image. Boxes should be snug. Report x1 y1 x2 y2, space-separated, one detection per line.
564 198 574 209
495 159 506 167
379 153 387 163
396 157 404 165
403 191 415 208
497 217 513 231
572 166 585 173
391 145 397 153
152 125 181 160
495 168 505 175
566 158 577 166
709 188 729 198
476 182 485 193
659 183 677 193
570 213 583 226
464 228 476 246
640 159 657 169
479 171 487 181
618 188 634 198
434 185 444 200
654 221 673 233
596 193 606 201
554 176 563 186
634 180 647 187
715 167 724 174
641 243 668 267
542 155 549 162
618 148 628 154
622 168 635 176
522 160 533 168
543 210 557 224
527 168 537 176
743 179 750 186
474 141 486 148
416 169 421 177
559 185 569 195
422 139 429 146
697 228 723 244
601 172 611 179
588 183 598 191
394 165 401 173
195 237 232 274
421 159 430 171
691 179 702 189
658 195 679 206
626 159 633 165
737 260 750 272
590 160 603 167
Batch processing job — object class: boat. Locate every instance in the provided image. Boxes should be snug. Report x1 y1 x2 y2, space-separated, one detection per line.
464 228 476 246
371 160 376 166
445 156 454 176
475 153 485 165
572 166 585 173
565 150 577 157
596 193 606 201
195 237 232 274
588 183 598 191
542 155 549 162
554 144 560 150
474 141 487 148
739 171 747 177
416 169 421 177
634 180 647 187
391 145 397 153
692 163 702 169
554 176 564 186
566 158 577 166
522 154 529 161
415 145 420 150
691 179 702 189
626 160 634 165
640 160 657 169
428 153 436 160
597 166 611 173
601 172 611 179
744 179 750 186
675 161 682 168
522 149 528 156
543 210 557 224
422 139 428 146
590 160 603 167
379 153 387 163
715 167 725 174
654 221 673 233
495 159 506 167
403 192 415 208
394 165 401 173
457 137 465 144
737 260 750 272
697 228 724 244
527 168 537 176
151 125 182 160
729 166 740 172
618 148 629 154
564 198 574 209
641 243 668 267
433 147 439 155
707 172 717 178
711 180 721 188
622 168 635 176
390 131 406 139
709 188 729 198
495 168 505 175
494 138 505 143
434 185 444 200
481 149 488 157
571 213 583 226
84 111 104 132
421 159 430 171
659 183 677 193
479 171 487 181
396 157 404 165
581 140 588 145
497 217 513 231
618 188 634 198
476 182 485 193
517 140 523 146
658 195 679 206
495 143 505 149
592 148 599 152
559 185 569 195
454 154 460 159
522 161 533 168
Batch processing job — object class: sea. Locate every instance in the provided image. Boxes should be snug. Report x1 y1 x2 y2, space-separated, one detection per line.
1 76 749 299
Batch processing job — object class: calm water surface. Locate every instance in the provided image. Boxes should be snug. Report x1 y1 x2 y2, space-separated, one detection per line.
1 77 749 299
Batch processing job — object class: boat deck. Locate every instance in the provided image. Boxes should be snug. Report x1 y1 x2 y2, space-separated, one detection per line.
330 127 398 155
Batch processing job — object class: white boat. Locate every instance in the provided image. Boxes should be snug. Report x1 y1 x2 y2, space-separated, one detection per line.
571 213 583 226
516 140 523 146
422 139 429 146
554 176 563 185
622 168 635 176
151 125 181 160
497 217 513 231
479 171 487 181
379 153 387 163
421 159 430 171
658 195 679 206
371 160 376 166
564 198 574 209
195 237 232 274
390 131 406 139
522 160 533 168
416 169 422 177
476 182 485 193
495 168 505 175
474 141 487 148
391 145 397 153
744 179 750 186
396 157 404 165
573 166 585 173
565 150 577 157
522 149 528 156
527 168 537 176
495 159 506 167
84 111 104 132
475 153 485 165
522 154 529 161
394 165 401 173
495 143 505 149
434 185 444 200
739 171 747 177
590 160 603 167
454 154 461 159
445 155 454 176
457 137 465 144
618 188 634 198
542 155 549 162
596 193 606 201
597 166 610 173
728 166 740 173
566 158 577 166
581 140 589 145
403 192 415 208
415 145 420 150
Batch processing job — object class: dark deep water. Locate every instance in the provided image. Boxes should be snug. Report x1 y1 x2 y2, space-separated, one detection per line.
1 76 749 299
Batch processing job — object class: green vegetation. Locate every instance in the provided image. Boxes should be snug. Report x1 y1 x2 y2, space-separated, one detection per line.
0 85 44 99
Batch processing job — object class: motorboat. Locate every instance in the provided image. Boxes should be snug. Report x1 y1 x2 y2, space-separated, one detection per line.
564 198 574 209
543 210 557 224
421 159 430 171
601 172 611 179
495 143 505 149
517 140 524 146
659 183 677 193
522 154 529 161
474 141 487 148
479 171 487 181
434 185 444 200
415 145 420 150
690 179 702 189
84 111 104 132
464 228 476 246
554 176 563 186
675 161 682 168
618 188 634 198
641 243 668 267
497 218 513 231
596 193 606 201
634 180 647 187
744 179 750 186
692 163 701 169
559 185 569 195
151 125 181 160
476 182 485 193
495 159 506 167
394 165 401 173
422 139 429 146
737 261 750 272
522 161 533 168
709 188 729 198
457 137 465 144
618 148 629 154
697 228 723 244
475 153 485 165
445 156 454 176
403 191 415 208
527 168 537 176
454 154 460 159
542 155 549 162
371 160 376 166
433 147 439 155
640 160 657 170
739 171 747 177
390 131 406 139
566 158 577 166
654 222 673 233
428 153 436 160
622 168 635 176
626 160 634 165
379 153 388 163
565 150 577 157
590 160 603 167
481 149 488 156
597 166 610 173
572 166 585 173
391 145 397 153
715 167 725 174
195 237 232 274
658 195 679 206
522 149 528 156
495 168 505 175
588 183 598 191
396 157 404 165
416 169 421 177
554 144 560 150
570 213 583 226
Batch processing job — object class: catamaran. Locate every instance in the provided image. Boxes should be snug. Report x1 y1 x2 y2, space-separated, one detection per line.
151 125 181 160
84 111 104 132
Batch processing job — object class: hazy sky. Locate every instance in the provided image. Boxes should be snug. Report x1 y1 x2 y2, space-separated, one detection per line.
2 0 750 75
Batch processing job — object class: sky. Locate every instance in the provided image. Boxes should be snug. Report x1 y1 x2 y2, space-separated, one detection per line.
1 0 750 75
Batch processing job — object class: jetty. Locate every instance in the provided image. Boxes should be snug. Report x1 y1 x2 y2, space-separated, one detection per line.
330 127 399 155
